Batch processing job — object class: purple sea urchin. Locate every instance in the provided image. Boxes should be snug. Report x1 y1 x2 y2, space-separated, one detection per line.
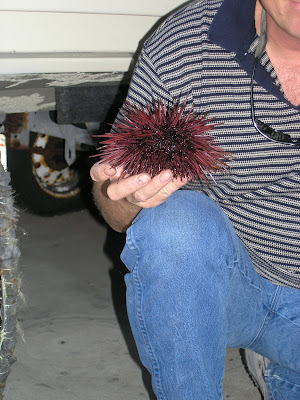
95 100 229 183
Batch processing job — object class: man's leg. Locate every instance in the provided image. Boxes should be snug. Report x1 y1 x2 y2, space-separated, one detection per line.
247 279 300 399
121 190 299 399
121 190 258 399
264 362 300 399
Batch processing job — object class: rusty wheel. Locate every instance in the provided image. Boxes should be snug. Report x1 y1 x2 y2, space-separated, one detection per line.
7 133 88 215
31 133 81 199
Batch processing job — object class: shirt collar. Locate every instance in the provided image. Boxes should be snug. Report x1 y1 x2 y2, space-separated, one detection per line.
208 0 257 59
207 0 294 105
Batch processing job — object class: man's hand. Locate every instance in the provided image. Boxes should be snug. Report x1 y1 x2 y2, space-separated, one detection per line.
91 162 188 208
90 162 188 231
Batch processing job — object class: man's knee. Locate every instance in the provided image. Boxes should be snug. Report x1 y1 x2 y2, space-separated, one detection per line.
128 190 233 271
136 190 228 239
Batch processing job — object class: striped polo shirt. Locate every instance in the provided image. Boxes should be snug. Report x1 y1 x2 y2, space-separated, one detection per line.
116 0 300 289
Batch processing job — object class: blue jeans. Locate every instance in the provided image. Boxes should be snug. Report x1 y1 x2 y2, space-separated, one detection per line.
121 190 300 399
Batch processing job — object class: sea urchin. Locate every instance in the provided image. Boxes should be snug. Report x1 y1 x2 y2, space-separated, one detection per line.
95 99 228 183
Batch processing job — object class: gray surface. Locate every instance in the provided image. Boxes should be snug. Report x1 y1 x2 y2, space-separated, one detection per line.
4 208 261 399
0 72 126 113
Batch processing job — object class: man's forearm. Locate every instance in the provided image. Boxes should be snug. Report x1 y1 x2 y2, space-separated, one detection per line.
92 180 142 233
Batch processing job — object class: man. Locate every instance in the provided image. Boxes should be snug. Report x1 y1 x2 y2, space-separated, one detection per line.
91 0 300 398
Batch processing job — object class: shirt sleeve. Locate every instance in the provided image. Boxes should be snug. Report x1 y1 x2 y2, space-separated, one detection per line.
114 44 174 124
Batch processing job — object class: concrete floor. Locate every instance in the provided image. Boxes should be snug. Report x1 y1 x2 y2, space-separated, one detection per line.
4 206 261 400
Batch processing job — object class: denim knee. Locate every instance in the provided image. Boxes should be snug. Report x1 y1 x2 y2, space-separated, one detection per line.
123 190 235 279
121 190 237 399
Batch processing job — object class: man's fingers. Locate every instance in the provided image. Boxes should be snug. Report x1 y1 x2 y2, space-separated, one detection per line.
90 162 117 182
106 170 174 202
128 171 173 203
93 164 188 207
126 171 188 207
106 173 152 201
131 174 188 207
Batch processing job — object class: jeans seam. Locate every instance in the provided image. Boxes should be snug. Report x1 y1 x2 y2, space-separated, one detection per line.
264 375 275 400
246 286 282 349
265 371 300 399
270 310 300 329
125 226 136 251
130 228 166 400
235 263 261 290
132 267 166 400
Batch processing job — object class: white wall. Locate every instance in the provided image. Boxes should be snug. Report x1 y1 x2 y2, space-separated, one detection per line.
0 1 188 73
0 0 185 16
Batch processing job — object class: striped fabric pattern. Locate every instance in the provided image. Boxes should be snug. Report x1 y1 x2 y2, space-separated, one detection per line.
116 0 300 288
